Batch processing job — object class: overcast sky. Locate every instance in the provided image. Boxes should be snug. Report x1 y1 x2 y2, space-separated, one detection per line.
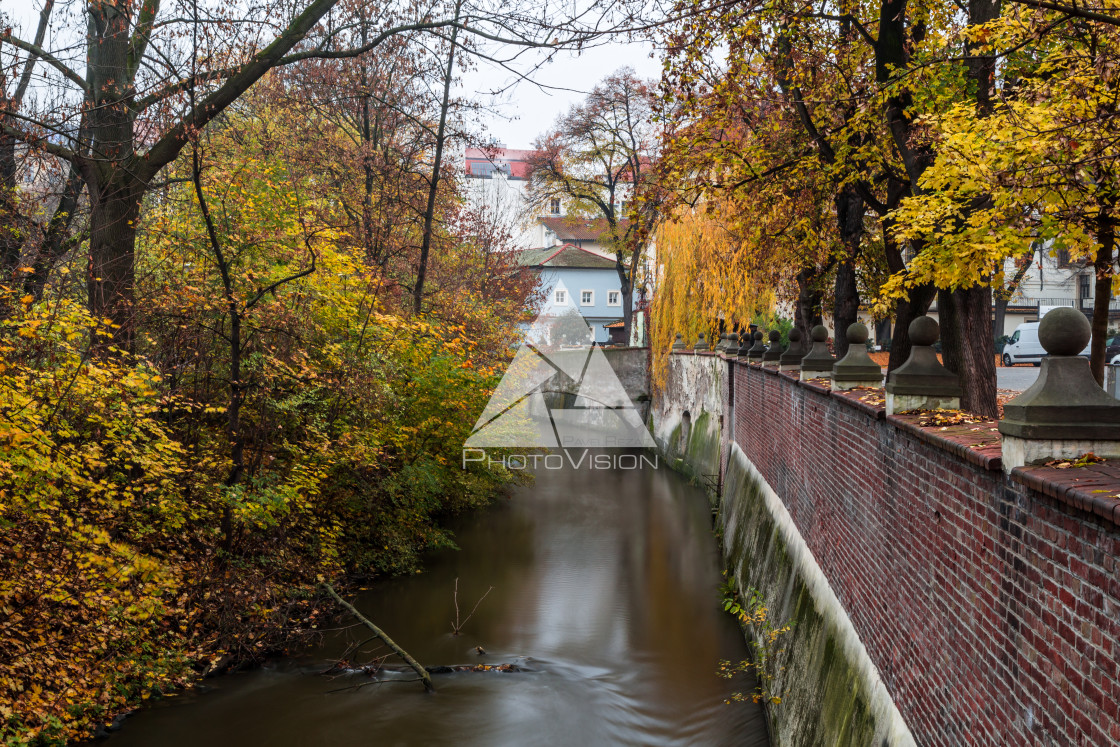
457 41 664 149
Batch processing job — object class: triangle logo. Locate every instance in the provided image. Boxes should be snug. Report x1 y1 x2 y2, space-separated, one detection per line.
465 303 654 449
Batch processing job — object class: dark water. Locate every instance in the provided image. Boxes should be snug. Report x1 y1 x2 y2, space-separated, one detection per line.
103 454 769 746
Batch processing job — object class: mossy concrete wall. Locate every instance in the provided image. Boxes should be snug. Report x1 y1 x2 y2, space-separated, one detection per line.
722 446 915 747
650 352 727 483
655 352 1120 745
539 346 652 420
652 353 914 745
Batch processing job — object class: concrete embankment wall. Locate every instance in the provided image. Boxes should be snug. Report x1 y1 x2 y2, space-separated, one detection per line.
542 346 652 421
652 352 1120 746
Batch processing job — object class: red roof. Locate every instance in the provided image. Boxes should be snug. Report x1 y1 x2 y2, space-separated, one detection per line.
539 216 631 242
465 146 536 180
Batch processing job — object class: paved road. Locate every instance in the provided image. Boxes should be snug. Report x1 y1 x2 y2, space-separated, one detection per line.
997 364 1041 391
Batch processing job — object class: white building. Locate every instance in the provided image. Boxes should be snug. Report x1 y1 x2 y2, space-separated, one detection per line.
461 146 537 250
997 245 1118 333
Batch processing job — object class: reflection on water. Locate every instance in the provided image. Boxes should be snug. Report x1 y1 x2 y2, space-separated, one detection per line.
99 453 769 746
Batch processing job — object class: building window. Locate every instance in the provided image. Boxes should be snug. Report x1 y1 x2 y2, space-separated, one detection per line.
554 289 567 305
607 290 621 306
580 290 594 306
617 200 627 216
550 197 561 215
1080 274 1091 299
1056 247 1072 268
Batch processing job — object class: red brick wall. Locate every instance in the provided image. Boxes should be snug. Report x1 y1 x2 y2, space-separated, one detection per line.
729 362 1120 746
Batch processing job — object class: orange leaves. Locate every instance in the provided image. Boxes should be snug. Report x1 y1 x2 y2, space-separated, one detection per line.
1045 453 1106 469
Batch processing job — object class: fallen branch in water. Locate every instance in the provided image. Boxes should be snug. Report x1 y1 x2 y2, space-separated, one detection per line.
325 661 531 692
451 577 493 636
323 582 434 693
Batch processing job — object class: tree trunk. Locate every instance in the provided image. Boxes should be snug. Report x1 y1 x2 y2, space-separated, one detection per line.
795 266 825 343
992 299 1007 342
938 0 1001 415
833 185 864 358
938 286 998 416
324 583 434 693
85 171 143 348
834 260 859 358
0 89 22 284
413 1 462 316
27 162 85 300
1090 216 1115 385
990 252 1033 343
617 262 634 345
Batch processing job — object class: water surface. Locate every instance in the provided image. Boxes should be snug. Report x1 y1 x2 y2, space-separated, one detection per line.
102 454 769 746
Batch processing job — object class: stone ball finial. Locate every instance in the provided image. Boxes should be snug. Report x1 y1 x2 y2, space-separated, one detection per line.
908 316 939 347
846 323 869 345
769 330 781 343
811 325 828 343
754 330 764 341
788 328 802 342
1039 307 1090 356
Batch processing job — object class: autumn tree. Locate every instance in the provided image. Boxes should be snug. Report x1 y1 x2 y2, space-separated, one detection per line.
0 0 633 345
885 6 1120 383
527 68 663 343
658 0 937 363
656 0 1018 414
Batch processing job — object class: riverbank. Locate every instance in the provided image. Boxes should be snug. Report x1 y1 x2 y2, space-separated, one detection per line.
76 452 769 746
0 298 516 746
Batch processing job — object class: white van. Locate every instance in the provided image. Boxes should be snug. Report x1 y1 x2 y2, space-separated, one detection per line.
1003 321 1090 366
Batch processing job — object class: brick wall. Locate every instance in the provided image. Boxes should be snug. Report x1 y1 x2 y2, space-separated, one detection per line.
728 362 1119 746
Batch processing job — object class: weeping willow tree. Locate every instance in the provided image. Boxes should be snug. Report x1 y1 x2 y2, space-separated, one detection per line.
649 183 839 388
651 206 780 389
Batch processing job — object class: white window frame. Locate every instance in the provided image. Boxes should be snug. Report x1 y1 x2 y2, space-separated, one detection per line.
554 288 568 305
550 197 561 215
606 290 621 307
580 289 594 306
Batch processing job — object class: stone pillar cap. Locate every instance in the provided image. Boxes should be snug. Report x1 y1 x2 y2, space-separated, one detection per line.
780 327 805 366
746 330 767 360
832 323 883 382
736 331 752 359
999 308 1120 439
671 332 685 350
885 316 962 396
800 324 835 373
693 332 710 351
762 330 784 361
725 330 741 356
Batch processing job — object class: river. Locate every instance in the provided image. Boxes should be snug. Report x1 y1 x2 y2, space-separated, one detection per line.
99 453 769 746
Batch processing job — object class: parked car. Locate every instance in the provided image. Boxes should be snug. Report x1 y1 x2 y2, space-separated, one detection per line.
1002 321 1091 366
1107 335 1120 361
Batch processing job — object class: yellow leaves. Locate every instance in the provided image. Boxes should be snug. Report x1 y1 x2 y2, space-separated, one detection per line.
649 201 784 387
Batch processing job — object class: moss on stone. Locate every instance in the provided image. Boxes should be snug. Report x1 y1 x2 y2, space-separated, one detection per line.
719 454 893 747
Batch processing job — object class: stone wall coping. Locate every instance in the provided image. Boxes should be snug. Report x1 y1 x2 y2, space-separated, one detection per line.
1011 464 1120 526
831 389 887 421
885 414 1004 472
673 347 1120 527
797 377 832 397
